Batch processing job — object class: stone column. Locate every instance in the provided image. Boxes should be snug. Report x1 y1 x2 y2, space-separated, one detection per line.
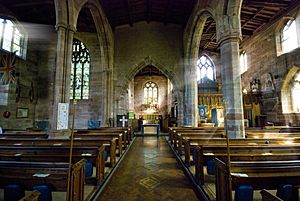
219 37 245 138
51 24 75 131
183 61 198 127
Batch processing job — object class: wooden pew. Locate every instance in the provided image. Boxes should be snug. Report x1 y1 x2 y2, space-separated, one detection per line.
183 137 300 166
0 138 117 166
260 189 283 201
175 133 225 155
0 159 86 201
169 127 223 144
193 145 300 185
0 133 48 138
19 190 40 201
87 127 132 142
0 145 105 184
74 132 124 155
215 158 300 201
246 132 300 139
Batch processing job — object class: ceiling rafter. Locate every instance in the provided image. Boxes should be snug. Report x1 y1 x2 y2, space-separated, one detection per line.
164 0 171 26
124 0 133 26
10 1 53 7
146 0 152 23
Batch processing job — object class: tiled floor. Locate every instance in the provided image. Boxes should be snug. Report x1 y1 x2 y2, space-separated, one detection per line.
98 136 199 201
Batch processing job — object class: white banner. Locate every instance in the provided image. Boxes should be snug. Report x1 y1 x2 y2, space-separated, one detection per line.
57 103 69 130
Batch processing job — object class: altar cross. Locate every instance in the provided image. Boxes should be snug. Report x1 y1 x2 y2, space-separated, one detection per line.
119 116 128 127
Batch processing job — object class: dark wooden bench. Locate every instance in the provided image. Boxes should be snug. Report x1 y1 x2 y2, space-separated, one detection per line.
183 137 300 166
0 145 105 184
0 137 117 166
215 159 300 201
0 133 48 138
0 159 86 201
175 133 225 154
193 144 300 185
74 132 124 155
246 132 300 139
169 127 223 144
86 127 132 142
19 190 40 201
260 189 283 201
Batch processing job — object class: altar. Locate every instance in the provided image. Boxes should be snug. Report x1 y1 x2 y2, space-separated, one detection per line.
141 124 160 137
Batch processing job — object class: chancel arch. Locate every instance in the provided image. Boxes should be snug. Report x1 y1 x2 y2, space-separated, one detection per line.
120 56 183 127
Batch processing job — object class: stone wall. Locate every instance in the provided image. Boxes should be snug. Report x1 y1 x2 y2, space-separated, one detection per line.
0 43 41 129
69 32 106 129
113 21 184 118
241 9 300 125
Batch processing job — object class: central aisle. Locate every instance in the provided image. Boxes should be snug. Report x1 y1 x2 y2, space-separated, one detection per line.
98 136 199 201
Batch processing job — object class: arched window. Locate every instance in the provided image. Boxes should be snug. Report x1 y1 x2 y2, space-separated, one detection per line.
291 72 300 113
0 18 27 59
196 55 215 83
240 51 248 74
281 19 298 54
143 81 158 104
70 39 90 100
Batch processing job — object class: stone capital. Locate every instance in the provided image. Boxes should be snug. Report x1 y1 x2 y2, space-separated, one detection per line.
55 23 76 33
217 34 241 48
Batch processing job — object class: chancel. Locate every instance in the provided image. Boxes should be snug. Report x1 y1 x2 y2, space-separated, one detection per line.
0 0 300 201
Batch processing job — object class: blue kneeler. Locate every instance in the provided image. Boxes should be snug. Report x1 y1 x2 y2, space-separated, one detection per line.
33 185 52 201
85 161 93 177
235 185 253 201
276 184 293 201
207 159 216 175
4 184 25 201
104 150 109 161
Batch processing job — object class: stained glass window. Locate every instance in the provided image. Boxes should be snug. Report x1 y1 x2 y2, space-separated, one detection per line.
143 81 158 104
281 19 298 54
0 18 27 59
197 55 215 83
70 39 90 100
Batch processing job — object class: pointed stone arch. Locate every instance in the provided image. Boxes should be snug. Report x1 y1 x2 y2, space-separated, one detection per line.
281 66 300 113
124 56 180 97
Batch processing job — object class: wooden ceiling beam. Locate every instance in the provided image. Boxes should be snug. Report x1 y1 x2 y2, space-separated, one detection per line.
124 0 133 26
146 0 152 23
164 0 171 26
242 0 274 29
10 1 53 7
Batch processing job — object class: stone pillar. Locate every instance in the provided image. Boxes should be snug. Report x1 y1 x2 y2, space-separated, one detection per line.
219 37 245 138
51 24 75 131
183 61 198 127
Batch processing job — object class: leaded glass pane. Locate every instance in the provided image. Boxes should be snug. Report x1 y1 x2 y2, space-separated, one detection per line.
282 20 298 54
144 87 148 104
0 19 3 44
143 81 158 105
70 39 90 99
3 20 13 51
197 55 215 83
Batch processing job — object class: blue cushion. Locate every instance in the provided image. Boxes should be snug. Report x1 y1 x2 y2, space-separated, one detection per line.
4 184 25 201
207 159 216 175
104 150 109 161
33 185 52 201
85 161 93 177
276 184 293 201
192 149 196 162
235 185 253 201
